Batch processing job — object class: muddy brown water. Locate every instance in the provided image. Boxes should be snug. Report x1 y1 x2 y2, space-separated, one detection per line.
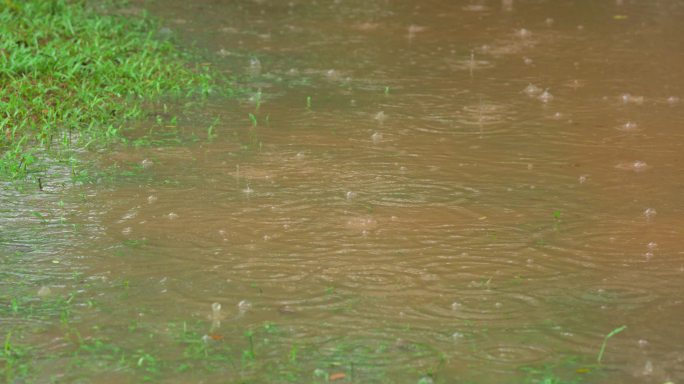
3 0 684 382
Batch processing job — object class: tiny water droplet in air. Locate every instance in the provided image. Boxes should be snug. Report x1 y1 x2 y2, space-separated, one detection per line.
451 331 464 340
346 191 356 200
371 132 383 143
147 195 158 204
647 242 658 250
141 159 153 169
451 302 462 310
167 212 178 220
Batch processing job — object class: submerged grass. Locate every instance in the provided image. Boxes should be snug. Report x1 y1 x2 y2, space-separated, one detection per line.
0 0 226 179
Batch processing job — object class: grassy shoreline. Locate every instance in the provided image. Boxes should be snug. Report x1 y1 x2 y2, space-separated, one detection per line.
0 0 225 179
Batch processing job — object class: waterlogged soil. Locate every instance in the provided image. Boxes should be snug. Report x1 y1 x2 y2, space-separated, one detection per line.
3 0 684 383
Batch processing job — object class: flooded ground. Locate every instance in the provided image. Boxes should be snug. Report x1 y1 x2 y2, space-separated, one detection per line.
3 0 684 382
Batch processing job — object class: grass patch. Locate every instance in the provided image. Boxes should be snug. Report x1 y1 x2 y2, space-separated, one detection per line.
0 0 227 179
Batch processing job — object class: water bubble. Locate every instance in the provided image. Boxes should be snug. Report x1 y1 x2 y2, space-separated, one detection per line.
37 286 52 297
643 208 657 220
538 89 553 103
371 132 383 143
238 300 252 313
167 212 179 220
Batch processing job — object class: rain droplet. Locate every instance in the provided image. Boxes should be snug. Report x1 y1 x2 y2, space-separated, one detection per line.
516 28 531 38
211 302 222 318
643 208 656 220
38 286 52 297
617 121 639 132
238 300 252 313
538 89 553 103
374 111 387 123
643 360 653 375
523 84 542 96
141 159 154 169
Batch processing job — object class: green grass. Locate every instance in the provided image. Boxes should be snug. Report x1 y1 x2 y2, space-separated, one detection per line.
0 0 226 179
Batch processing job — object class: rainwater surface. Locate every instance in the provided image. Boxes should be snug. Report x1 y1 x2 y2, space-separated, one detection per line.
3 0 684 383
